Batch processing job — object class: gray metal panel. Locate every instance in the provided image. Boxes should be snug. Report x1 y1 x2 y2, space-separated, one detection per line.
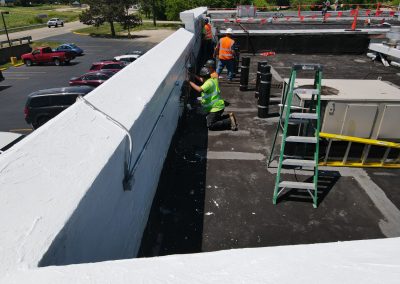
321 101 347 134
376 105 400 139
340 104 378 138
279 181 315 190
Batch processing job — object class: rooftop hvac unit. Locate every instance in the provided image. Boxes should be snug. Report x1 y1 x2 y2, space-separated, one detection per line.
284 79 400 141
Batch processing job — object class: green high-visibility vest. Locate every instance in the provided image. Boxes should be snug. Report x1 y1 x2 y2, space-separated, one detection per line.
201 78 225 113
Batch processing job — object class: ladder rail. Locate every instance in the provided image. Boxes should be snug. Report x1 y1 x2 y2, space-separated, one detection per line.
272 70 298 205
319 132 400 168
267 73 291 167
312 70 323 208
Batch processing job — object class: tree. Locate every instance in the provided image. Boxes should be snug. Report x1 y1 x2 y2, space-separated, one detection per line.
80 0 135 37
139 0 166 26
117 14 143 37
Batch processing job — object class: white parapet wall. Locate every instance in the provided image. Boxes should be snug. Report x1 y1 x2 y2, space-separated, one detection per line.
2 237 400 283
0 6 207 276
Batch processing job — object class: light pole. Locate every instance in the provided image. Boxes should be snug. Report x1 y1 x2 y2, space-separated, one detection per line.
1 11 11 47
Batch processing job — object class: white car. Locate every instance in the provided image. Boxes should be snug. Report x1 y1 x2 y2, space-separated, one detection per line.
114 54 142 64
47 18 64 28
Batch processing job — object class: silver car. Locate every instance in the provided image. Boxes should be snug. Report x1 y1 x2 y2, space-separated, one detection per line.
47 18 64 28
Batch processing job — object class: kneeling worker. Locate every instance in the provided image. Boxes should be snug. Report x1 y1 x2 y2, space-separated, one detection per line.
189 67 238 131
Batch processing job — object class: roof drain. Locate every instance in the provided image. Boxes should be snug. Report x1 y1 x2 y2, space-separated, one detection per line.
77 96 133 191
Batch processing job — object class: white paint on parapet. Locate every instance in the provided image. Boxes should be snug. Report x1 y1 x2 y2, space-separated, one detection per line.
180 7 207 33
2 237 400 283
0 28 196 275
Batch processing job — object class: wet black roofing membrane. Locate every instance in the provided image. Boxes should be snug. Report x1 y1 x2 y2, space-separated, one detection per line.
139 46 400 256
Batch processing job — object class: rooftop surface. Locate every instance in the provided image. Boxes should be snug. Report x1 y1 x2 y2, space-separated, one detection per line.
139 52 400 256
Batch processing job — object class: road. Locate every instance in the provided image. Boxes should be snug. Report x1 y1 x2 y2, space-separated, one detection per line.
0 21 86 42
0 20 181 42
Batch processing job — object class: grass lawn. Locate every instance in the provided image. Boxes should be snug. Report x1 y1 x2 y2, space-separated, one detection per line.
0 5 82 33
74 22 182 37
30 41 62 49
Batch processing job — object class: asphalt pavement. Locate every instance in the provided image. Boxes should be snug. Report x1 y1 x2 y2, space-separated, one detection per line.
0 33 157 133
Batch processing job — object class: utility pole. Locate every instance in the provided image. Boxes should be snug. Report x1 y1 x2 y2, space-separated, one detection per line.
1 11 11 47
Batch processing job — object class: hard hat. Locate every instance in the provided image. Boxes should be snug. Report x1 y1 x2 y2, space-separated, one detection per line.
226 28 233 34
199 67 211 77
204 18 209 24
204 59 215 68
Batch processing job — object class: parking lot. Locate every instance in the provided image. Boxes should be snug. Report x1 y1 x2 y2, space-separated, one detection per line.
0 33 159 133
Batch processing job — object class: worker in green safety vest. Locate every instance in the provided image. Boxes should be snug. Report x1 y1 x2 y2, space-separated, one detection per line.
189 67 238 131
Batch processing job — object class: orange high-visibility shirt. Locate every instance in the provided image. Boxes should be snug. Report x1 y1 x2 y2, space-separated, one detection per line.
204 23 213 40
218 36 234 60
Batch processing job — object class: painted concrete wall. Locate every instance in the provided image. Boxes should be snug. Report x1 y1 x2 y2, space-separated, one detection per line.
0 6 206 275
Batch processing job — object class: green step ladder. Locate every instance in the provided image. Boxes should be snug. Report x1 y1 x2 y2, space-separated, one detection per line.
269 64 323 208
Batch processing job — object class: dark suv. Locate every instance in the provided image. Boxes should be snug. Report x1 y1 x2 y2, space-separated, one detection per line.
24 86 94 129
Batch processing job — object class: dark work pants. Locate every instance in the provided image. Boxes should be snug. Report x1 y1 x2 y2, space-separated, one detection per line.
202 39 214 62
206 109 231 131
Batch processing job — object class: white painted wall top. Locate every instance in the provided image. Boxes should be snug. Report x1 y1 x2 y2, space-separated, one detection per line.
2 237 400 283
0 28 193 275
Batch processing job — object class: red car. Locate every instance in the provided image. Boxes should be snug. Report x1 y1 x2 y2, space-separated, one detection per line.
21 47 75 66
89 61 125 73
69 72 114 87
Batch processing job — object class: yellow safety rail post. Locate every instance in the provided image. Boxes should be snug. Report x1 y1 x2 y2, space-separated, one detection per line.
319 132 400 168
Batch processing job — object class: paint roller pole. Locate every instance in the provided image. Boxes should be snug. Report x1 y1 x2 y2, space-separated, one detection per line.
255 61 268 98
258 72 272 118
240 56 250 91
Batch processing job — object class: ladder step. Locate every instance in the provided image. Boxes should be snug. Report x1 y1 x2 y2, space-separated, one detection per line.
289 113 318 120
282 159 316 167
286 136 317 143
278 104 308 110
293 64 323 71
293 88 319 95
279 181 315 190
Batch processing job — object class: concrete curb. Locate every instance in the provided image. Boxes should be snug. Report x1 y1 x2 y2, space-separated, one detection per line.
72 31 90 36
13 63 25 67
0 67 7 71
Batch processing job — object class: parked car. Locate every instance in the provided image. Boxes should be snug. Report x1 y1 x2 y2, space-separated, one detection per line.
125 50 145 56
0 132 24 154
24 86 94 129
54 43 84 56
21 47 75 66
69 72 114 87
47 18 64 28
114 54 141 64
89 61 126 73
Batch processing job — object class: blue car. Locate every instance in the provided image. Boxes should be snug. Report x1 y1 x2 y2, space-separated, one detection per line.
54 43 84 56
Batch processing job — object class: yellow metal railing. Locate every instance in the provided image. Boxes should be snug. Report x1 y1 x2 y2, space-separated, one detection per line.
319 132 400 168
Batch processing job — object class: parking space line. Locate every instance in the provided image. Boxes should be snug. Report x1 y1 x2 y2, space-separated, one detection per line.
4 71 46 74
5 77 30 80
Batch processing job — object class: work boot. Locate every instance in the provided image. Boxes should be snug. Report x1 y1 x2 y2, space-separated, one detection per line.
229 112 238 131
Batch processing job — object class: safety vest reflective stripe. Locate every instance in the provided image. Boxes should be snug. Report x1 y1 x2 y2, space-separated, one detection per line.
201 79 224 112
219 37 234 60
203 98 220 109
204 24 212 40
